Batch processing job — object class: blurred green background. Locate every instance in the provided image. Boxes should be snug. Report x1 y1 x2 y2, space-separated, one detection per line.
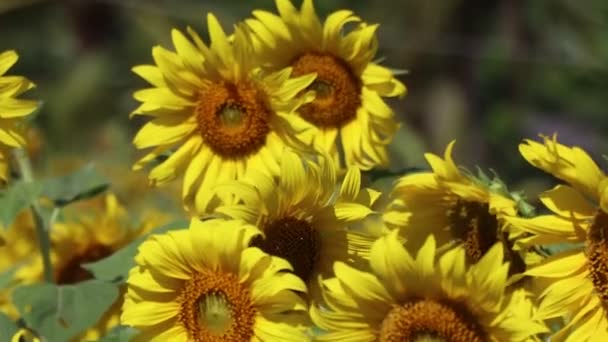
2 0 608 206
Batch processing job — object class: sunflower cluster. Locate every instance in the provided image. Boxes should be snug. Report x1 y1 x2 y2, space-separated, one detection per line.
2 0 608 341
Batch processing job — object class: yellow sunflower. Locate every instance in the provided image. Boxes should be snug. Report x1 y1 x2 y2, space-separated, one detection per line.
132 13 317 214
0 50 39 182
0 211 38 319
383 140 529 279
246 0 406 170
504 135 608 340
121 218 309 341
15 193 169 340
213 148 379 302
311 232 547 341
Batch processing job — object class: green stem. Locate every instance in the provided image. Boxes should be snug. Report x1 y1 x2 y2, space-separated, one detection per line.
13 148 54 283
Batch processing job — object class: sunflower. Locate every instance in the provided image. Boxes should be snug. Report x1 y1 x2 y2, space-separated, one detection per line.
384 140 529 278
504 135 608 340
0 211 39 319
131 13 317 214
15 193 169 340
0 50 39 182
311 231 547 341
121 218 309 341
213 148 379 302
246 0 406 170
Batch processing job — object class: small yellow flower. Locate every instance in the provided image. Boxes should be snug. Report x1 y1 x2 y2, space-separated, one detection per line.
121 218 309 341
214 148 379 302
131 13 317 213
311 232 547 341
246 0 406 170
0 211 38 319
0 50 39 182
505 135 608 340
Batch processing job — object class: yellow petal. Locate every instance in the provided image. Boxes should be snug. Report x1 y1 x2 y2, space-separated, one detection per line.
0 50 18 76
334 203 374 222
132 65 166 88
505 215 580 240
121 300 179 327
525 249 587 278
539 184 595 218
520 137 605 200
339 167 361 201
171 29 204 76
0 98 38 118
333 261 392 304
133 116 196 149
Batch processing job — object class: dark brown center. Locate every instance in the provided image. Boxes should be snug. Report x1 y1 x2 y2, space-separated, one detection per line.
447 200 526 276
250 217 320 282
586 209 608 303
291 52 361 128
55 244 114 284
196 81 271 157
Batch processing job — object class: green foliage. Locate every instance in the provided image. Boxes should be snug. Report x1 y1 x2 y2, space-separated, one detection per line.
0 312 19 342
85 220 188 282
12 280 119 342
0 181 42 227
0 164 110 227
0 263 23 289
41 164 109 207
97 326 139 342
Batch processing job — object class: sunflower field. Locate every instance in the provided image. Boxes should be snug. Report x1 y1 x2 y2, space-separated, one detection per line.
2 0 608 341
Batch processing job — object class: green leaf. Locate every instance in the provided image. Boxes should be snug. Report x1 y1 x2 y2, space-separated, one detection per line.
0 312 19 342
96 325 139 342
41 164 109 207
0 262 24 289
84 220 188 282
12 280 119 342
0 181 42 227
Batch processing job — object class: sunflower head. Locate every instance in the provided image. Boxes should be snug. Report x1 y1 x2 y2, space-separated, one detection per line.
0 211 39 319
47 193 142 285
0 50 39 182
121 218 309 341
384 141 527 279
503 136 608 339
7 194 165 340
311 231 547 341
213 148 379 303
131 13 319 213
247 0 406 170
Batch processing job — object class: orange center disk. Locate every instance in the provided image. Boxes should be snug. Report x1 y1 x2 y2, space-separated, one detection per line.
196 81 271 158
291 52 361 128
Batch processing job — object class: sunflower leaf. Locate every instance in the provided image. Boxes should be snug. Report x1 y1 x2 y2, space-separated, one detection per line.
0 312 19 342
0 181 43 227
84 220 188 282
12 280 119 342
98 325 139 342
41 164 109 207
0 262 24 289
